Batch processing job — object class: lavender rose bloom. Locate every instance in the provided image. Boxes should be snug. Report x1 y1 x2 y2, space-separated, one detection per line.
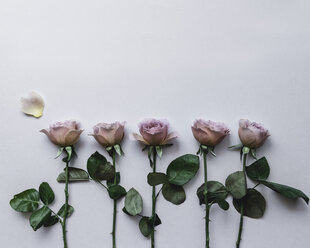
133 119 177 145
40 120 83 147
238 119 269 149
90 121 125 146
192 119 230 146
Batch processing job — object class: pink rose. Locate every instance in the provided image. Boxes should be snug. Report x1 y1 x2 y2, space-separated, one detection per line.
90 122 125 146
40 120 83 147
238 119 269 149
192 119 230 146
133 119 177 145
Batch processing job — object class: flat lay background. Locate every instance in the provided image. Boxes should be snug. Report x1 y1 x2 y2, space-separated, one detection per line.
0 0 310 247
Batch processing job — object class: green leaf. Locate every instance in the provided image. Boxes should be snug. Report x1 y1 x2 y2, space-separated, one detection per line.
228 144 243 150
242 146 250 154
148 146 154 166
197 181 228 205
259 181 309 204
43 215 59 227
162 183 186 205
201 145 208 151
105 146 113 157
30 206 52 231
39 182 55 205
196 184 206 205
87 152 114 181
225 171 247 199
217 200 229 210
10 189 40 212
166 154 199 186
57 204 74 218
57 167 90 183
124 188 143 216
122 207 134 216
196 147 201 155
107 172 121 187
156 146 163 158
62 146 73 162
139 217 152 237
138 214 162 238
207 147 216 157
108 185 127 200
55 147 64 159
245 157 270 181
147 172 168 186
106 146 113 151
233 189 266 219
114 145 122 156
250 149 257 159
148 214 162 227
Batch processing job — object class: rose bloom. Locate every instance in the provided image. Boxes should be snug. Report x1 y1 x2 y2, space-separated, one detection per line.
192 119 230 146
238 119 269 149
133 119 177 145
40 120 83 147
90 121 125 146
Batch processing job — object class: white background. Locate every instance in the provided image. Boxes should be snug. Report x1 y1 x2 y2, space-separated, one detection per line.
0 0 310 247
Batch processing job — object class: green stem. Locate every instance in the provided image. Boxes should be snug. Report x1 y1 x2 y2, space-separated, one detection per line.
151 149 157 248
62 161 69 248
112 150 117 248
236 153 247 248
203 151 210 248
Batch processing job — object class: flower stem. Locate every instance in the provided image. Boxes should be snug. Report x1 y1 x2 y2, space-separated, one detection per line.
151 149 157 248
62 161 69 248
203 151 210 248
112 150 117 248
236 153 247 248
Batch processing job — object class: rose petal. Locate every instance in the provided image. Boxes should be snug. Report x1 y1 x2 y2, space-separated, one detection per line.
162 132 178 144
132 133 149 145
90 134 110 146
20 91 45 118
191 126 210 145
40 128 59 145
64 129 84 146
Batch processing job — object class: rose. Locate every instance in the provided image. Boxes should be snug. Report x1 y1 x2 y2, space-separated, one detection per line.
191 119 230 146
40 120 83 147
238 119 269 149
90 121 125 146
133 119 177 145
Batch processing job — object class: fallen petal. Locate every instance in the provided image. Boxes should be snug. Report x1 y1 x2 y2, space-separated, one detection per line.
20 91 45 118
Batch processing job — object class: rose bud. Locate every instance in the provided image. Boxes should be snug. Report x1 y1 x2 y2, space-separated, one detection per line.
192 119 230 146
90 121 125 146
133 119 177 145
238 119 269 149
40 120 83 147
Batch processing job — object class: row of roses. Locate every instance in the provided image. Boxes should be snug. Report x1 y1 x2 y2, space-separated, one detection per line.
10 119 308 248
38 118 267 149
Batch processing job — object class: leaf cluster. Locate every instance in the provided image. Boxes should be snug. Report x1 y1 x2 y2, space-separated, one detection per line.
226 156 309 219
87 151 126 200
10 182 74 231
123 154 200 237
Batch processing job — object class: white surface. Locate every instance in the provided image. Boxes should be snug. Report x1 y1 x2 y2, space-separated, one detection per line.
0 0 310 247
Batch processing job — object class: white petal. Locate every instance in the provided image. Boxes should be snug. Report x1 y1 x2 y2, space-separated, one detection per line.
20 91 45 118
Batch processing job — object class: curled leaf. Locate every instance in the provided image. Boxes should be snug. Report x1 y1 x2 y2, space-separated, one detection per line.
20 91 45 118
